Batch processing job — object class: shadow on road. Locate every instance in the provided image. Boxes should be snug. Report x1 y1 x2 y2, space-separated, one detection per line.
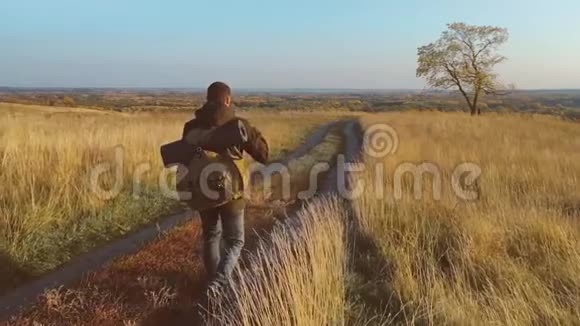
0 252 32 295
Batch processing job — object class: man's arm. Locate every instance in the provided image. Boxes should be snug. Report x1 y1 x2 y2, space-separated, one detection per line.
243 124 269 164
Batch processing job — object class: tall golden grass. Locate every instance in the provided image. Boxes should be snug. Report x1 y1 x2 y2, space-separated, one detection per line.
1 116 349 325
0 102 337 290
4 106 579 325
208 196 348 326
205 111 580 325
353 111 580 324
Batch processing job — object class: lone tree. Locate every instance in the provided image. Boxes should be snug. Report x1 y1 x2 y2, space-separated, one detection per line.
417 23 509 115
62 96 76 107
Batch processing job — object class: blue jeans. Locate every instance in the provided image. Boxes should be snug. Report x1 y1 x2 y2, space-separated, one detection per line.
199 201 245 285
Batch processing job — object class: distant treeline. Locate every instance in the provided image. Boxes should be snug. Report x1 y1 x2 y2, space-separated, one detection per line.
1 89 579 120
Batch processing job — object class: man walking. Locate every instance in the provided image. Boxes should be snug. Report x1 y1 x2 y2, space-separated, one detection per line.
182 82 268 289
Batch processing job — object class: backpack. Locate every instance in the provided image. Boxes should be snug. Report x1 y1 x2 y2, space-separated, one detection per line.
161 119 249 211
173 146 245 211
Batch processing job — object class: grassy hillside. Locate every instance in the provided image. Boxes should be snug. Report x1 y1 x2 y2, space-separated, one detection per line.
0 102 339 293
351 111 580 324
206 111 580 325
5 117 350 325
3 109 579 325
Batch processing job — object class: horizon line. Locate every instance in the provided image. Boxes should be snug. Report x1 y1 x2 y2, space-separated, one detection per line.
2 86 580 93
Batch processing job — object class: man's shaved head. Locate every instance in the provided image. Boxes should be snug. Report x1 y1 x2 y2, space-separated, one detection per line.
207 81 231 105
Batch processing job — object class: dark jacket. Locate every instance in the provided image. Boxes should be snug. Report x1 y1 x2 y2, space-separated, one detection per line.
182 102 269 164
181 102 269 210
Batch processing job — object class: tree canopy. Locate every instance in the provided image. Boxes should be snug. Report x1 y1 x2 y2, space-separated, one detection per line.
417 23 510 115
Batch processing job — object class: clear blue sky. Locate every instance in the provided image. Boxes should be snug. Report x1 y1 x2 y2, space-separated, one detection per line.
1 0 579 89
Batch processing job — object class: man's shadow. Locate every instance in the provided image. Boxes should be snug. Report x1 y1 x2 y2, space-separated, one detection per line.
0 252 32 294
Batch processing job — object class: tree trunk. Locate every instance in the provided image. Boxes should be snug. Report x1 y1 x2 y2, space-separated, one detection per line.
473 88 480 116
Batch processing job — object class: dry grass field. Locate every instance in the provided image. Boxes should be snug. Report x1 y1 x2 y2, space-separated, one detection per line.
0 102 340 293
206 111 580 325
351 111 580 324
208 196 348 326
2 107 580 325
5 115 349 325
